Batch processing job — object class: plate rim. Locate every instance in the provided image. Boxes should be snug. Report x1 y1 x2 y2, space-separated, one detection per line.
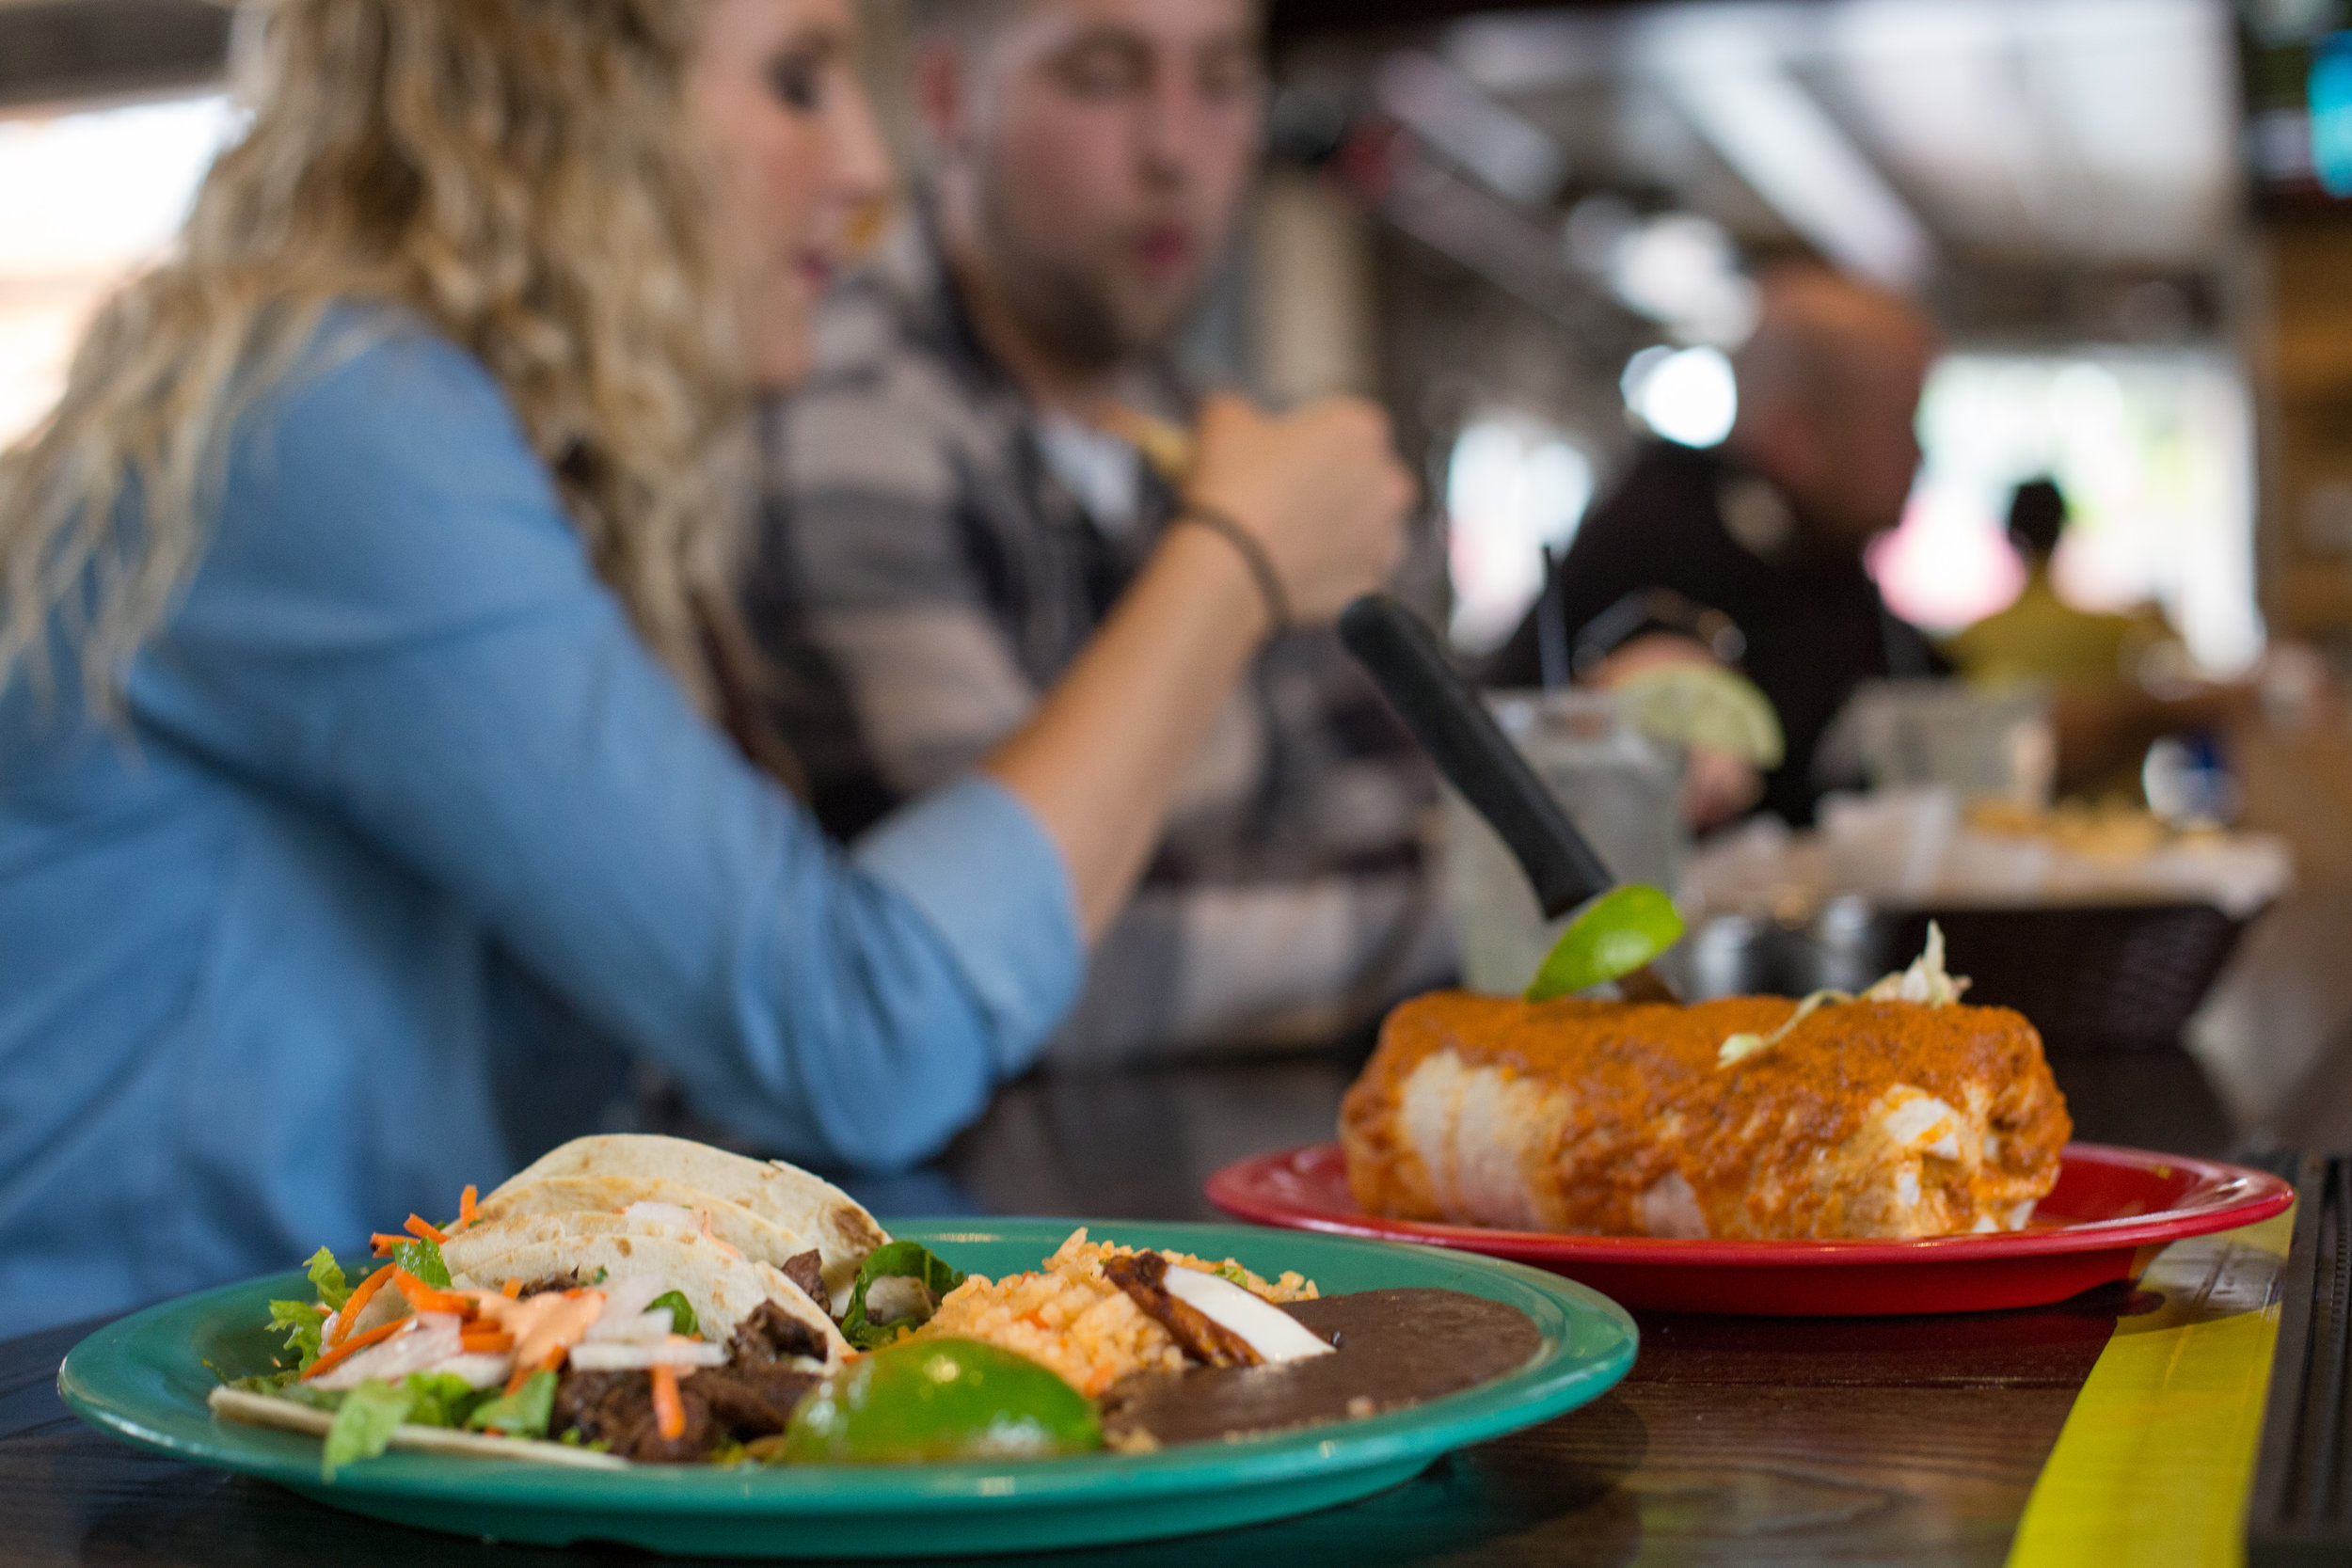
1204 1142 2296 1267
57 1216 1638 1514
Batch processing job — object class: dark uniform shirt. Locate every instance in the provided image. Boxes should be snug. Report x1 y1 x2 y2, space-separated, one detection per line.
1486 441 1940 824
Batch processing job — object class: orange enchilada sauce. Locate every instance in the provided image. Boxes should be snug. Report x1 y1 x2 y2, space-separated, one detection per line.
1341 993 2072 1239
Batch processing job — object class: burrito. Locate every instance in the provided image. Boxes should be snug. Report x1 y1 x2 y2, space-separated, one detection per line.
1341 990 2071 1241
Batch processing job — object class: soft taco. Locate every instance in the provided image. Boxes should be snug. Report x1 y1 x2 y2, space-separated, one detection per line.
447 1179 823 1289
446 1230 849 1363
486 1134 886 1307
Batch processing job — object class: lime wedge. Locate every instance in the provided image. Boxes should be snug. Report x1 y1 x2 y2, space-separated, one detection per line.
780 1338 1102 1464
1525 884 1686 1002
1610 664 1786 768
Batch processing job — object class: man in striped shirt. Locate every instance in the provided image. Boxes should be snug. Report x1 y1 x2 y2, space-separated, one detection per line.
746 0 1448 1062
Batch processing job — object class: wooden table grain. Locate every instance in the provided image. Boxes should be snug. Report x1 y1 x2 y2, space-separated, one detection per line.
0 1053 2203 1567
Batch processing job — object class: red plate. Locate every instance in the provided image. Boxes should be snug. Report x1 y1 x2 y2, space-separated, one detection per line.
1205 1143 2293 1315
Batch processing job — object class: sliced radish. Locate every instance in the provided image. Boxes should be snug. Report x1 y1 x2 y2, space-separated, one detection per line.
424 1352 516 1389
310 1313 465 1390
1161 1269 1332 1363
584 1308 675 1345
566 1338 727 1371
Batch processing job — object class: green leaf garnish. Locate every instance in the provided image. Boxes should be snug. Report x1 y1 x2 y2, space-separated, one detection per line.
1525 884 1686 1002
466 1370 557 1438
647 1291 698 1339
840 1242 968 1352
389 1236 451 1290
304 1247 352 1311
321 1379 413 1481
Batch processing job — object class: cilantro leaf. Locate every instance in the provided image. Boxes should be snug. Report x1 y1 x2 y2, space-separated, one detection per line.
304 1247 352 1310
646 1291 697 1339
321 1379 412 1481
389 1235 451 1290
465 1370 557 1438
839 1242 966 1351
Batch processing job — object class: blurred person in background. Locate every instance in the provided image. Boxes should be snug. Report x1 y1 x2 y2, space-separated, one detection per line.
1948 477 2252 800
752 0 1446 1061
1945 477 2163 692
0 0 1409 1332
1488 267 1944 827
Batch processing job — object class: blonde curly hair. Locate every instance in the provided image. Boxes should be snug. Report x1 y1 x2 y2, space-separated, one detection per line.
0 0 754 718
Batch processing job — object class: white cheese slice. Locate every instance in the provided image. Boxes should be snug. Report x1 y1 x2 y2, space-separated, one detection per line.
1161 1268 1332 1363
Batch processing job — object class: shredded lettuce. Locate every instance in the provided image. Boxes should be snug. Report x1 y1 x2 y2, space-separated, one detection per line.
1718 923 1973 1067
305 1247 353 1310
265 1299 332 1372
321 1379 413 1481
1859 921 1970 1007
647 1291 698 1339
840 1242 967 1351
400 1371 492 1430
466 1370 558 1437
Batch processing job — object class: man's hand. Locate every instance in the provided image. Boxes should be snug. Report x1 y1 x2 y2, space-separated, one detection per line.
1184 393 1414 627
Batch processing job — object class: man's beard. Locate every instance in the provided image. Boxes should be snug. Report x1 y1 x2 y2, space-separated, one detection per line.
977 179 1189 372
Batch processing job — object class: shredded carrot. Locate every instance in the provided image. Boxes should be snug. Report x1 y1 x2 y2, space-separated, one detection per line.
389 1268 473 1318
460 1329 514 1354
405 1213 449 1245
302 1317 406 1381
369 1234 408 1255
501 1277 523 1300
650 1364 684 1442
458 1184 478 1228
504 1348 564 1397
328 1264 397 1350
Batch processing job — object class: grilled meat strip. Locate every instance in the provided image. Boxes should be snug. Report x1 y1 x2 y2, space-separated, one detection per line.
1101 1251 1262 1369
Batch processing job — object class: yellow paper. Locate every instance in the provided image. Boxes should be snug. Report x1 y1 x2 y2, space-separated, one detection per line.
2006 1212 2293 1568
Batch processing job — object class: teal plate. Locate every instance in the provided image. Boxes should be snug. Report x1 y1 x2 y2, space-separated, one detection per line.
57 1218 1636 1558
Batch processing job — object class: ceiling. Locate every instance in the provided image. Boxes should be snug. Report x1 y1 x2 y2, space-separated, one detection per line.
1282 0 2250 344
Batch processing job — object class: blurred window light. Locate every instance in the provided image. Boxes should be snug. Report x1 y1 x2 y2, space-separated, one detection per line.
1375 51 1565 206
1445 417 1595 653
1586 210 1759 346
1869 351 2260 674
0 93 237 448
1622 345 1737 449
1635 14 1931 287
1863 487 2026 631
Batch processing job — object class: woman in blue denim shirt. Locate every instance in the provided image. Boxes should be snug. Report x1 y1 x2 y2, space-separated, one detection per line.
0 0 1412 1332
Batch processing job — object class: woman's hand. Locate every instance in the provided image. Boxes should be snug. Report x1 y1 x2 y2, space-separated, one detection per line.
1184 393 1415 628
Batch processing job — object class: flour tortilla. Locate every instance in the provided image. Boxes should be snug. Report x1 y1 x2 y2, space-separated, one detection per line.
453 1178 818 1282
445 1231 850 1363
209 1388 628 1469
489 1135 886 1308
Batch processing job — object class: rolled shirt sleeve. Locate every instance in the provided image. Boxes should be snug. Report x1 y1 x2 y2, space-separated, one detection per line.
126 317 1082 1171
850 774 1080 1080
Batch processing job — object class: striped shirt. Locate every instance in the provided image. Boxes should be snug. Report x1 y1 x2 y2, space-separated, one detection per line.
749 222 1453 1062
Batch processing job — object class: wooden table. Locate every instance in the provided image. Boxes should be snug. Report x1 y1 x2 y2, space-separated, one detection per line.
0 1052 2249 1567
